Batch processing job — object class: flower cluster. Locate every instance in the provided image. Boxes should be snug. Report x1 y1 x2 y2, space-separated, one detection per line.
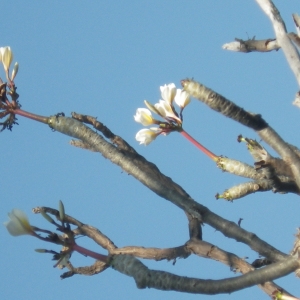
4 201 108 269
134 83 190 145
0 46 22 131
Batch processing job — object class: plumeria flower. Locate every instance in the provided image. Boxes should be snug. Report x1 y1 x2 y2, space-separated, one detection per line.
160 83 176 105
144 100 162 115
134 108 158 126
174 89 191 109
154 100 181 123
135 128 162 145
143 99 181 124
0 46 14 73
134 83 191 146
4 209 34 236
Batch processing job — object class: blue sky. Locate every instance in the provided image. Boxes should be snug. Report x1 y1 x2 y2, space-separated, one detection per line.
1 1 300 299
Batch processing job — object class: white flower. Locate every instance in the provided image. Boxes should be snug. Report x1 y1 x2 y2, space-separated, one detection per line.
134 83 186 146
4 209 33 236
0 46 13 72
160 83 176 105
154 100 181 123
135 128 162 145
174 89 191 108
134 108 156 126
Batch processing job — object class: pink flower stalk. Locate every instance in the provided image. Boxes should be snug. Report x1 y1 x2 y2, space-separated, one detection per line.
13 109 49 124
180 129 217 161
73 243 108 262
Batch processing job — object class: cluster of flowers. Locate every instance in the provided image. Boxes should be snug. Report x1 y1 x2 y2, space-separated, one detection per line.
0 46 18 81
4 203 108 267
3 207 73 268
134 83 190 145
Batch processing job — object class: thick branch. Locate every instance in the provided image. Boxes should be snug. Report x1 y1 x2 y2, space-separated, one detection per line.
255 0 300 86
47 116 288 263
187 239 295 297
181 79 300 190
33 207 298 295
34 207 295 296
111 254 300 294
111 245 189 261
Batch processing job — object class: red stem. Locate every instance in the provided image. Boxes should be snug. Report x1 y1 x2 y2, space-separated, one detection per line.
180 129 217 161
14 109 49 124
73 243 108 263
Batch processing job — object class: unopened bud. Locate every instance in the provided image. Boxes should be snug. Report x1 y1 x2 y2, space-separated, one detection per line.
11 62 19 81
40 210 55 224
58 200 65 222
35 249 47 253
0 46 13 72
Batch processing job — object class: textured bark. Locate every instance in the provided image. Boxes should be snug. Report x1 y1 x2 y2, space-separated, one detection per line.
256 0 300 86
111 255 300 294
34 206 297 297
47 116 288 262
181 79 300 190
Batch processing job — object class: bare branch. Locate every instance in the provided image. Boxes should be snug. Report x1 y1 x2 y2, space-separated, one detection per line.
187 239 294 297
111 254 300 294
181 79 300 190
46 116 288 262
216 157 265 180
33 206 297 297
61 260 108 279
111 245 190 261
255 0 300 86
222 37 280 52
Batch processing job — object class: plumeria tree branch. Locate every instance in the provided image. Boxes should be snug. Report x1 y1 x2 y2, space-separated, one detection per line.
222 33 300 54
111 254 300 295
2 84 292 264
181 78 300 191
187 239 295 298
2 70 297 296
5 204 109 270
45 114 292 264
255 0 300 86
60 260 109 279
3 1 300 297
31 206 298 298
223 0 300 95
222 37 281 53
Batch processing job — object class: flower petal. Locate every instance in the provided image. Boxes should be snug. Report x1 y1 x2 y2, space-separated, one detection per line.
4 209 33 236
135 128 161 145
160 83 176 105
174 89 191 108
154 100 181 123
134 108 155 126
0 46 13 72
144 100 161 115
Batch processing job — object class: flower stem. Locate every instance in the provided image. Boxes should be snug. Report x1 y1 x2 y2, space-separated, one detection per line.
73 243 108 263
14 109 49 124
180 129 218 161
